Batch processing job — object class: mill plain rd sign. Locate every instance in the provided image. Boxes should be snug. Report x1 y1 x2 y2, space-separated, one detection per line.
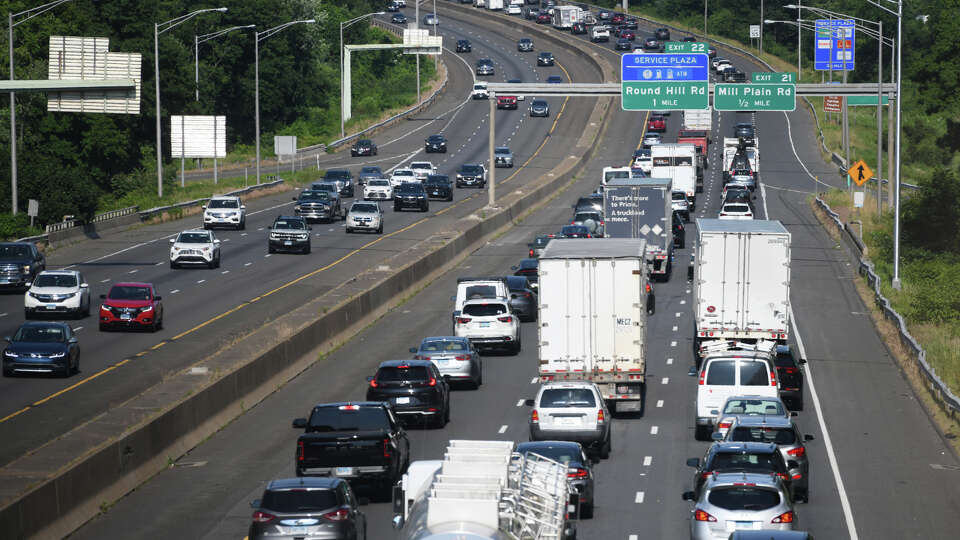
713 83 796 111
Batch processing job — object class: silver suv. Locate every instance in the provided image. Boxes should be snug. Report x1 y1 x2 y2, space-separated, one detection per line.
528 381 611 460
494 146 513 168
683 472 798 539
723 416 815 503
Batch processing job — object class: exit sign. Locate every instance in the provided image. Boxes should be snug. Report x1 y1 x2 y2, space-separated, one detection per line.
752 72 796 83
714 83 796 111
663 41 709 54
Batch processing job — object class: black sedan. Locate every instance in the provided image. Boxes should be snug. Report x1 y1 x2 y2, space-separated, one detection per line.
559 224 593 238
351 138 377 157
2 321 79 377
537 52 555 66
390 13 406 24
615 38 633 51
517 441 595 518
456 39 471 53
505 276 537 322
393 182 429 212
424 134 447 153
424 174 453 201
366 360 450 428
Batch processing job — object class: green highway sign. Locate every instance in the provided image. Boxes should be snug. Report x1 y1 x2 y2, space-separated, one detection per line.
847 95 889 106
752 72 796 83
622 81 708 110
663 41 709 54
714 83 796 111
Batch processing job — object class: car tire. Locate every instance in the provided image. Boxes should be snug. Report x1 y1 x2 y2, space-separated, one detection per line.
58 362 71 378
71 357 79 375
377 224 383 234
99 323 108 332
511 337 522 355
170 261 177 269
346 227 352 234
239 219 245 231
215 255 221 269
23 309 31 320
580 501 594 519
303 244 311 255
694 424 712 441
268 245 275 254
394 204 400 212
599 434 611 460
2 367 11 377
83 303 91 318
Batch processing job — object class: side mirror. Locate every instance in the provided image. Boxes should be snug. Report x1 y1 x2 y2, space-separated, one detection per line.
409 347 418 354
3 336 10 342
292 418 307 429
80 283 89 288
682 491 696 501
99 294 107 299
293 197 298 201
214 240 221 245
241 205 246 209
450 295 456 302
68 337 78 344
710 432 723 441
169 238 175 244
523 399 535 407
201 205 207 210
804 434 816 442
308 227 313 231
510 293 518 299
686 458 700 468
154 296 162 301
511 266 519 271
250 499 261 509
790 411 798 417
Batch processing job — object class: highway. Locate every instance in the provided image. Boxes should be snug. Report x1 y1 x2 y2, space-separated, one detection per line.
56 3 960 540
0 5 601 467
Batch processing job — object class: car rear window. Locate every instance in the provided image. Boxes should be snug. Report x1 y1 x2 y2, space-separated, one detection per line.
728 426 797 445
705 360 736 385
707 486 780 511
463 303 508 316
539 388 597 408
261 489 338 513
740 361 770 386
723 204 750 213
376 366 430 382
308 407 389 432
421 340 467 353
518 445 579 465
710 452 781 473
722 399 784 416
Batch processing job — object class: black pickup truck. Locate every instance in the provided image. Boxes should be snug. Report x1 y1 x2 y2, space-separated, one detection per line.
292 402 410 496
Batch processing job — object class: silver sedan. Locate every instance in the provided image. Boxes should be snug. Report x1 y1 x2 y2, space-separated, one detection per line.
410 336 482 389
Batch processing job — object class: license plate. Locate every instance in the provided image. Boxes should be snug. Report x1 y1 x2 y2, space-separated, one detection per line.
480 322 490 328
561 417 579 426
335 467 355 477
734 521 754 530
437 359 449 365
286 526 309 534
284 241 292 246
120 314 132 320
46 305 57 309
395 396 411 404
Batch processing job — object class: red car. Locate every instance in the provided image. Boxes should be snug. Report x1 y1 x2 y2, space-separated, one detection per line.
611 13 626 24
618 29 635 41
497 95 518 110
648 114 666 132
536 13 551 24
99 282 164 332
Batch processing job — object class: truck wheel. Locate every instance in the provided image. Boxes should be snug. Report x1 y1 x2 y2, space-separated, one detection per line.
580 501 594 519
694 425 711 441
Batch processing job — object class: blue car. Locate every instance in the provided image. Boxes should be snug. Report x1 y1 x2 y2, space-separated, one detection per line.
3 321 79 377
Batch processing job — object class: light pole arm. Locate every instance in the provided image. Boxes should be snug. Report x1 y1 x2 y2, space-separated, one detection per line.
258 19 316 42
158 7 228 35
10 0 73 26
197 24 256 45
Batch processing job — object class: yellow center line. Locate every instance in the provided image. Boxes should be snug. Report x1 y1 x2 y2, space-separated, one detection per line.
0 407 31 424
31 361 127 407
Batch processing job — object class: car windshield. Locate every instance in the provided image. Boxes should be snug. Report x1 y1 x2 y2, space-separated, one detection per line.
461 165 483 174
351 204 378 213
428 136 443 142
308 407 389 432
207 199 238 209
463 303 508 317
0 245 30 257
539 388 597 408
426 176 449 185
533 100 547 107
733 169 753 176
108 286 152 300
411 163 432 170
361 167 381 174
518 445 580 465
711 452 781 473
273 220 305 230
368 180 390 187
14 325 66 343
722 399 784 416
396 184 422 194
723 204 750 213
707 487 780 511
393 170 414 177
561 225 588 235
377 365 430 382
312 183 336 192
177 232 211 243
495 148 510 155
300 191 331 202
356 140 372 146
729 426 797 445
325 171 351 179
421 340 468 353
34 274 77 288
261 489 337 513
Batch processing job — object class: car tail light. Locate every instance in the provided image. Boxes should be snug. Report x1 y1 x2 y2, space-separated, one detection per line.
297 440 304 462
383 438 392 458
701 472 713 479
645 283 651 293
787 446 806 458
454 355 470 361
524 292 532 298
719 213 728 216
531 409 539 423
456 317 471 324
698 370 706 385
497 316 513 323
252 511 275 523
369 378 378 388
568 467 589 478
694 509 717 522
718 420 732 431
771 511 794 524
769 370 777 386
428 377 437 387
529 249 534 257
323 509 350 521
597 409 605 424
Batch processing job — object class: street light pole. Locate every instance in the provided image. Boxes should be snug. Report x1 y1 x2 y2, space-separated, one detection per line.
339 12 385 138
154 7 228 199
8 0 74 215
256 19 317 184
892 0 903 289
797 0 802 77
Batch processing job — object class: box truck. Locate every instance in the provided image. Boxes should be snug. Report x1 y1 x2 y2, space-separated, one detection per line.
538 238 652 413
651 143 698 208
553 5 582 29
603 177 674 279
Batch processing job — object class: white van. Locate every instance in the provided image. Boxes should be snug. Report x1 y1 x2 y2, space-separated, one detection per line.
693 349 779 440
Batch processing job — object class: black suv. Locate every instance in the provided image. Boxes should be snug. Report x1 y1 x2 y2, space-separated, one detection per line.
268 216 311 254
0 242 45 291
537 52 555 66
456 164 485 188
775 344 806 410
248 477 367 540
573 195 603 214
424 134 447 153
424 175 453 201
686 442 795 499
455 39 471 53
393 183 429 212
322 169 354 198
672 210 686 249
366 360 450 428
350 139 377 157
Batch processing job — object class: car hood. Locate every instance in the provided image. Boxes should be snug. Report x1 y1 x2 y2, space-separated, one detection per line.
29 286 79 295
0 257 31 264
172 242 212 250
102 299 154 308
6 342 69 355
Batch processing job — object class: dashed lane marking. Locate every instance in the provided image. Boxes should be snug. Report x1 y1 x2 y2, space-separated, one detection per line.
650 425 659 435
635 491 645 504
498 425 508 434
656 400 664 408
662 377 669 385
643 456 652 466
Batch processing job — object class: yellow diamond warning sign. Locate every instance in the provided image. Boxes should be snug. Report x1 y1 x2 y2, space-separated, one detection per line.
848 159 874 187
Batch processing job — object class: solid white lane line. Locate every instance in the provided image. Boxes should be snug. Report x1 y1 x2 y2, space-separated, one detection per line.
643 456 652 466
635 491 645 504
675 312 682 318
498 425 508 434
656 400 664 408
170 289 180 294
661 377 669 385
0 313 6 318
650 425 659 435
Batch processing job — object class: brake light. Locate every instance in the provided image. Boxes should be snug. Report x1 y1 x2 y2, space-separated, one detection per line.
698 370 706 385
529 249 534 257
719 213 728 216
369 378 378 388
383 438 392 458
597 409 605 424
524 292 532 298
645 283 651 293
428 377 437 387
787 447 806 458
323 508 350 521
454 355 470 361
694 509 717 522
568 468 589 478
769 370 777 386
497 316 513 323
771 511 794 524
456 317 471 324
718 421 731 430
531 409 539 423
701 472 712 479
252 511 275 523
297 440 304 462
338 405 359 411
587 233 592 238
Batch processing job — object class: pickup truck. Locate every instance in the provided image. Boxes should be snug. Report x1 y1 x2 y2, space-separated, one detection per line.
293 402 410 496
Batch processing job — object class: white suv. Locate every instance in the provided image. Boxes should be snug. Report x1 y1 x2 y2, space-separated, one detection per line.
363 178 393 201
528 381 612 459
169 229 221 269
24 270 90 319
389 168 417 187
454 298 521 354
202 196 246 230
409 161 437 181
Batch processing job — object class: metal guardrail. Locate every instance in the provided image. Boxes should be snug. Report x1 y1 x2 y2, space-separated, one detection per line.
138 178 285 220
92 206 139 223
815 196 960 415
44 219 80 233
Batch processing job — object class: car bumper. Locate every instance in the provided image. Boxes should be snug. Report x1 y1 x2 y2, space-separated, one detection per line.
457 177 483 186
269 239 310 251
25 296 82 312
530 110 549 116
530 425 607 448
364 191 392 200
3 358 67 374
347 220 380 230
394 199 427 209
100 314 155 329
426 189 451 199
170 254 214 265
0 276 32 288
494 160 513 167
203 214 241 226
691 521 793 540
296 464 388 480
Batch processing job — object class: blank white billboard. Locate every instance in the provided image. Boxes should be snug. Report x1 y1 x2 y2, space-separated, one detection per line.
47 36 141 114
170 115 226 158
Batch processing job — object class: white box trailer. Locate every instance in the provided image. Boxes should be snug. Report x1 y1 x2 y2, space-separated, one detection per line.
693 219 791 359
651 143 698 208
486 0 503 10
538 239 650 412
682 109 712 131
553 5 582 29
603 177 674 279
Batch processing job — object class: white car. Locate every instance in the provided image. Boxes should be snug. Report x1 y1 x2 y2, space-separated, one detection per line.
506 5 521 15
345 201 384 234
719 202 754 220
202 195 246 230
472 82 489 100
409 161 437 181
454 298 521 354
714 59 733 73
169 229 221 269
363 178 394 201
389 168 417 187
24 270 90 319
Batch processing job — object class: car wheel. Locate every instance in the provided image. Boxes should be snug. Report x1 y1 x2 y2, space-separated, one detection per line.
511 337 522 355
377 224 383 234
694 424 712 441
303 243 311 255
268 245 275 254
2 367 11 377
58 362 71 378
71 356 80 375
83 303 91 318
345 227 352 234
215 255 221 268
477 365 483 387
207 258 216 269
170 261 177 269
599 434 611 459
23 309 31 320
394 204 400 212
239 219 245 231
580 501 594 519
99 323 108 332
